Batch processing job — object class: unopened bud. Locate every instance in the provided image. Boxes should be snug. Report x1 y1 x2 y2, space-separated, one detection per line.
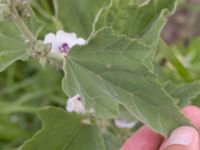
21 8 31 17
14 0 30 11
13 0 31 18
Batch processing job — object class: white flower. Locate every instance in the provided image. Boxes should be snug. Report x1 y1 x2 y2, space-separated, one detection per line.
44 30 86 57
114 119 137 129
66 95 86 114
66 95 95 114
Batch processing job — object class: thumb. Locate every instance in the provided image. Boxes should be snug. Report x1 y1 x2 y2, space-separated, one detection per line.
163 145 192 150
160 126 199 150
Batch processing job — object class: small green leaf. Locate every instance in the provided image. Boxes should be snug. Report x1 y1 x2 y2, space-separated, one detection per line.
62 28 189 136
95 0 176 47
53 0 110 38
21 107 105 150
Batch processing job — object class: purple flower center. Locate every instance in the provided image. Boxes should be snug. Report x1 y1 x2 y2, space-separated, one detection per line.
77 96 81 101
59 43 69 53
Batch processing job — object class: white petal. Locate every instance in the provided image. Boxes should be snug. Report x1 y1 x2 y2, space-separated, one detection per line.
64 33 79 48
66 95 85 114
114 119 136 129
43 33 59 53
66 99 74 112
76 38 86 45
56 30 86 48
66 35 86 48
65 33 77 39
44 33 56 44
56 30 69 43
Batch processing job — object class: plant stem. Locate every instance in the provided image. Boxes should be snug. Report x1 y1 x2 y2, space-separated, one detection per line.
12 7 37 44
159 39 193 82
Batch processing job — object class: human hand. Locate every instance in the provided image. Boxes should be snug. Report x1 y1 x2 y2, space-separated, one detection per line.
121 105 200 150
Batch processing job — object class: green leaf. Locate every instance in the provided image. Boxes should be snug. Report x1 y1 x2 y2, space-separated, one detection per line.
187 37 200 64
95 0 176 47
165 81 200 107
53 0 110 38
24 7 44 38
185 37 200 77
158 40 193 82
62 28 189 136
0 20 28 72
21 107 105 150
0 6 42 72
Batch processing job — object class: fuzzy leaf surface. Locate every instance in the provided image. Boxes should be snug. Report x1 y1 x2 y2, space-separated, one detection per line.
95 0 176 47
62 28 189 136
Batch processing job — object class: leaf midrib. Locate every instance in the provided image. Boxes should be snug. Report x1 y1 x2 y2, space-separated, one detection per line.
68 58 184 124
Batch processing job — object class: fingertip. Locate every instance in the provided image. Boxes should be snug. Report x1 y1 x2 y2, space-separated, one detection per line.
182 105 200 114
160 126 199 150
121 126 163 150
182 105 200 128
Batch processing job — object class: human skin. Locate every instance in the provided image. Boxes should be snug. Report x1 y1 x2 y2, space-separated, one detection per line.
121 105 200 150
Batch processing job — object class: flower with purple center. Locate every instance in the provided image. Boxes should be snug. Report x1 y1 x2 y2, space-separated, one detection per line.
66 95 95 114
59 43 69 53
66 95 86 114
44 30 86 57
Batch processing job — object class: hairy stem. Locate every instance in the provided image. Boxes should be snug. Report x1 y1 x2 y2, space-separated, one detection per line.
12 6 37 44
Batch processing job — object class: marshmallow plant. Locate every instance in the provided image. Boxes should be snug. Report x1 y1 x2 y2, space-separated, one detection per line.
44 31 86 57
0 0 197 150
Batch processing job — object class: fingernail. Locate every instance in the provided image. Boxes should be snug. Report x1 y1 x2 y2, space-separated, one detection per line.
164 126 197 147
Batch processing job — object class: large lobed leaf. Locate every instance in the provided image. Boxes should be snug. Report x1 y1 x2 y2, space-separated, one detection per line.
54 0 176 47
62 28 189 136
20 107 105 150
95 0 176 47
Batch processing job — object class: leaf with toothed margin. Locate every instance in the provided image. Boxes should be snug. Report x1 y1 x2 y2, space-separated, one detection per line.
20 107 105 150
95 0 176 48
62 27 189 137
53 0 110 39
0 5 43 72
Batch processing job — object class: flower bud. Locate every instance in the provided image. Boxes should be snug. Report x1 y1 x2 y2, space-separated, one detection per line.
14 0 31 15
21 8 31 17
